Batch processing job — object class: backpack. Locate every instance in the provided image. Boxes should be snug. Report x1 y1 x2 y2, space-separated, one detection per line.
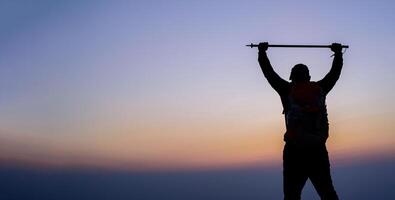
284 82 329 144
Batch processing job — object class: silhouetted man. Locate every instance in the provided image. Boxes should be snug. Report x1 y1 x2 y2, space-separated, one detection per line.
258 42 343 200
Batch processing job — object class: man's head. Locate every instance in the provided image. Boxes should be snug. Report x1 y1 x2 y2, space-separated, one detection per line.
289 64 310 82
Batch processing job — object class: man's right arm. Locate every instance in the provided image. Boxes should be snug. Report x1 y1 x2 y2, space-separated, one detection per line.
317 43 344 95
258 43 289 94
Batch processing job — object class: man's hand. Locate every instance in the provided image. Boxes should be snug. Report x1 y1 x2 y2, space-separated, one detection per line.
330 43 342 54
258 42 269 52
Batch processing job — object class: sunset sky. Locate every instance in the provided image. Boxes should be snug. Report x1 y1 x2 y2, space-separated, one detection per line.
0 0 395 171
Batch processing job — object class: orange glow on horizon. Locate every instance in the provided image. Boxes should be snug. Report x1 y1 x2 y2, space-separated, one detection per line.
1 110 394 171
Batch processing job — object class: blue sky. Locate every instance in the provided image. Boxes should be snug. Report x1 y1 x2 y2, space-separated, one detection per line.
0 0 394 170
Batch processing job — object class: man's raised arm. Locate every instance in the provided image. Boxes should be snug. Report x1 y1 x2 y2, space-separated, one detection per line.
318 43 344 95
258 42 289 94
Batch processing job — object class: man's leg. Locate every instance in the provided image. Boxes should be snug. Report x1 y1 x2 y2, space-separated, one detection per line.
283 143 309 200
309 145 339 200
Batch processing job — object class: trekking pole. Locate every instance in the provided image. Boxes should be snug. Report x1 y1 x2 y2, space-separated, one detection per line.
246 43 349 48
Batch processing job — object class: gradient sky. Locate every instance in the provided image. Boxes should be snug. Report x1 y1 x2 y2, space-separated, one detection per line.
0 0 394 171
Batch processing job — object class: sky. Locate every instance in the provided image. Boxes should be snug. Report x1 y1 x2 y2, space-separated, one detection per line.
0 0 395 171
